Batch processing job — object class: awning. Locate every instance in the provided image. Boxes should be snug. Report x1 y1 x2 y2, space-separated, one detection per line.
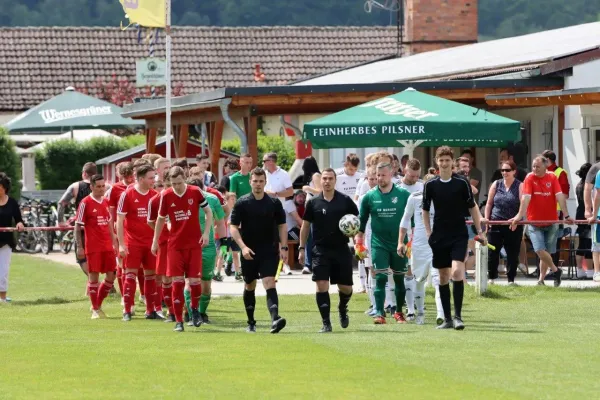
303 88 521 149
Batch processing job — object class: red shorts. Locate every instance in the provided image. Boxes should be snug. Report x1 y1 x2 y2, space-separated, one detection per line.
167 247 202 278
87 251 117 274
125 246 157 271
156 243 168 275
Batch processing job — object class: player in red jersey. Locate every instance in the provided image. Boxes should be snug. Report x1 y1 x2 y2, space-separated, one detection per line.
148 171 174 321
151 166 213 332
75 175 118 319
117 164 161 321
106 162 135 302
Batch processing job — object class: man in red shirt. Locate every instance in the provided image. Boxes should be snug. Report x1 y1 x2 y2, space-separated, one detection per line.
117 164 161 321
151 166 213 332
510 154 573 287
148 171 174 321
75 175 118 319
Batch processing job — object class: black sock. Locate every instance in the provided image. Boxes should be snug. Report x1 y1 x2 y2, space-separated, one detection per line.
452 280 464 319
439 283 452 321
243 289 256 324
316 291 331 323
338 290 352 312
266 288 279 322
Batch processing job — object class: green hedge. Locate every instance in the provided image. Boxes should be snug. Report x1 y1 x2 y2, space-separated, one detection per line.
35 136 143 189
221 135 296 171
0 128 22 199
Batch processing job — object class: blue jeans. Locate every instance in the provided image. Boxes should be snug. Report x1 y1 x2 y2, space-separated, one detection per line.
528 224 559 254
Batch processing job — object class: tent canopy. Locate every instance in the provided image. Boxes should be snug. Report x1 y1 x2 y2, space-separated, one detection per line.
302 88 521 149
4 87 145 133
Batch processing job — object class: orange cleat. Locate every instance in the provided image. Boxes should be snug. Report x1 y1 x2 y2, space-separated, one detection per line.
373 316 386 324
393 312 407 324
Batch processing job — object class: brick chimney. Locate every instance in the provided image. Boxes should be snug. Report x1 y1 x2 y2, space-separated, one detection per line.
404 0 478 55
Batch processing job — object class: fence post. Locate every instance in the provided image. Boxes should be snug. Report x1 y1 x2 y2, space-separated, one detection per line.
475 242 488 295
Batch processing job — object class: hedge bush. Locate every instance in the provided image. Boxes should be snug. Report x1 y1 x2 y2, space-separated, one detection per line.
221 135 296 171
0 127 22 199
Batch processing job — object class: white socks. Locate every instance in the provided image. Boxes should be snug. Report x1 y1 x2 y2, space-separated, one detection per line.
404 275 415 315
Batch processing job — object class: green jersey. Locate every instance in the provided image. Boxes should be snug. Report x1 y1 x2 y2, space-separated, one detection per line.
199 191 226 254
359 185 410 250
230 171 251 198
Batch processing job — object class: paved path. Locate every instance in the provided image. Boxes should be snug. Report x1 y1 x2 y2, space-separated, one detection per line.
27 252 600 295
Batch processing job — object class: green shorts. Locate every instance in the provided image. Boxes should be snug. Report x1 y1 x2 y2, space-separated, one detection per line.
371 246 408 274
202 250 216 281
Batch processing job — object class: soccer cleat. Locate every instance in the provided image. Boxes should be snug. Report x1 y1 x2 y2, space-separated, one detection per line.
453 317 465 330
225 263 233 276
373 316 386 324
364 306 373 315
368 308 378 317
200 313 211 324
91 310 100 319
406 313 415 322
270 317 287 334
96 309 108 319
145 312 157 320
155 310 166 320
339 307 349 329
246 322 256 333
508 281 518 287
212 273 224 282
173 322 184 332
436 319 453 329
165 314 176 323
139 295 146 305
234 272 243 281
283 264 292 276
436 317 444 326
537 280 545 286
393 312 407 324
594 272 600 282
488 279 495 285
416 313 425 325
302 267 311 275
319 322 333 333
122 312 132 322
553 268 563 287
191 308 202 327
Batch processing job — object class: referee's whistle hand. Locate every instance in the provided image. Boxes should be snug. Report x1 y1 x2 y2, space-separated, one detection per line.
242 247 255 260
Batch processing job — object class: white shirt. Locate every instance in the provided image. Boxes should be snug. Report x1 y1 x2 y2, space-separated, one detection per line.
283 200 299 231
265 167 292 202
400 191 434 248
335 167 364 197
397 179 424 195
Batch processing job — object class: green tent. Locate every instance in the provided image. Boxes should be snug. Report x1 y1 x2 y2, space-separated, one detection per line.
303 88 521 153
4 88 144 134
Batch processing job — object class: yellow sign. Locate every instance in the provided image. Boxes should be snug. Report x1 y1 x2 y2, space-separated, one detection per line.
120 0 165 28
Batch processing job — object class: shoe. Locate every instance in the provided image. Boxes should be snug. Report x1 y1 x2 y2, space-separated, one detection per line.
385 305 392 314
436 317 444 326
173 322 184 332
553 268 563 287
200 313 211 324
373 316 386 324
364 306 373 315
139 295 146 305
368 309 378 317
225 263 233 276
390 305 397 315
508 281 518 287
184 311 190 323
488 279 495 285
517 263 528 276
575 268 587 280
165 314 176 323
145 312 157 320
246 322 256 333
270 317 287 334
339 306 349 329
96 309 108 319
155 310 166 320
91 310 100 319
319 322 333 333
191 308 202 327
212 273 224 282
357 288 367 294
302 267 311 275
186 321 194 327
594 272 600 282
436 319 453 329
234 273 243 281
406 313 415 322
122 312 132 322
416 313 425 325
393 312 407 324
537 281 545 286
453 317 465 330
283 264 292 276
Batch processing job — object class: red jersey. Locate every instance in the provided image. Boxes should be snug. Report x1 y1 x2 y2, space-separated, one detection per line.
158 185 208 250
523 172 563 226
148 193 169 245
117 186 157 248
107 181 128 209
205 187 226 206
75 195 113 254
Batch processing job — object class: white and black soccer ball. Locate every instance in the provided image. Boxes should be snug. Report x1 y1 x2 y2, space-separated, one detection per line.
339 214 360 237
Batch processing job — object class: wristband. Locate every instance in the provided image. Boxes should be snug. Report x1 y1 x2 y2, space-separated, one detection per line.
298 246 305 250
280 246 289 251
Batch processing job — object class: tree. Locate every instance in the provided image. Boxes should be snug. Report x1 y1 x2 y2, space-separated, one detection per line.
0 127 22 199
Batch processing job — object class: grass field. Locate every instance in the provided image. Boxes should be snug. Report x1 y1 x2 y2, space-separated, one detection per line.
2 254 600 399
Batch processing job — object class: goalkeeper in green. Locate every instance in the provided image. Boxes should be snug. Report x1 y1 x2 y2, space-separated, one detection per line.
357 162 411 324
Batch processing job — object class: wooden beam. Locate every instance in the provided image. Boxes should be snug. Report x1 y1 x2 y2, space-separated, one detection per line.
244 116 258 167
557 105 565 166
178 124 189 159
210 120 224 179
486 92 600 107
540 48 600 75
146 128 157 153
145 107 249 129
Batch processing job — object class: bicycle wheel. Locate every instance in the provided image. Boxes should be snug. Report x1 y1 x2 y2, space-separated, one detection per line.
41 231 52 254
18 231 40 254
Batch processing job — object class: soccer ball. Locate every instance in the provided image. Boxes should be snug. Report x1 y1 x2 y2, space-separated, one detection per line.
339 214 360 237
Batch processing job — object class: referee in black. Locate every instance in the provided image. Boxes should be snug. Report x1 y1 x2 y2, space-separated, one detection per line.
230 167 289 334
299 168 359 333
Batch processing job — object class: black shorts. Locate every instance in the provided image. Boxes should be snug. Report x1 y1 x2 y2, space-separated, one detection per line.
226 237 240 252
576 237 592 259
311 245 353 286
240 248 279 284
428 233 468 269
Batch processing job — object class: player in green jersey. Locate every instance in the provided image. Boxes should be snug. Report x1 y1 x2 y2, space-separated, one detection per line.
357 162 411 324
184 178 226 324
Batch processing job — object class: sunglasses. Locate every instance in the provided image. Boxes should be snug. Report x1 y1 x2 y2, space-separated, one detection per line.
262 159 272 163
500 169 513 172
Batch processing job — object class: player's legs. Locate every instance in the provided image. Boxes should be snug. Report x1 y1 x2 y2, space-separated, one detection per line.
259 251 286 333
241 258 259 331
385 274 396 311
411 251 431 324
430 234 455 329
312 246 333 330
431 268 444 325
97 270 116 312
334 247 354 329
390 251 408 323
137 267 145 304
371 247 391 322
185 247 204 327
116 258 124 298
87 271 100 314
199 251 216 323
358 260 367 293
404 272 415 318
232 251 242 280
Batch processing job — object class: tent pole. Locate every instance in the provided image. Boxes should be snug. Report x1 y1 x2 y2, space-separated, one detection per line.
70 126 74 140
397 139 425 159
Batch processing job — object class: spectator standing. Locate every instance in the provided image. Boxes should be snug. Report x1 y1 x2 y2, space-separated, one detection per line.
485 161 523 285
0 173 24 302
575 163 592 279
542 150 570 268
490 148 528 182
220 157 240 192
263 152 293 202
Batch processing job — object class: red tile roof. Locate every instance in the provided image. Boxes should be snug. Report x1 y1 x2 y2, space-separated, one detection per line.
0 26 398 111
